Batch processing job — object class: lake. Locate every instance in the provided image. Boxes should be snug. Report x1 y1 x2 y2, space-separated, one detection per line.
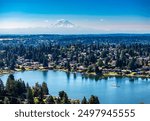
0 70 150 104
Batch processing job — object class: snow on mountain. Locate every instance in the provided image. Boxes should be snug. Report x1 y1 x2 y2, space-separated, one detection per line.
54 19 75 28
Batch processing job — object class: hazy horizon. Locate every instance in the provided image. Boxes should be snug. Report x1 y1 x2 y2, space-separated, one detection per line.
0 0 150 34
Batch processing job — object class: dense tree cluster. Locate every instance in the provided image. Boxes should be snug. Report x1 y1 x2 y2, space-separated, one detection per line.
0 75 100 104
81 96 100 104
0 36 150 75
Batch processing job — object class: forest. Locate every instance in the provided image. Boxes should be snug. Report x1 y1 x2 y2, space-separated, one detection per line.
0 74 100 104
0 34 150 77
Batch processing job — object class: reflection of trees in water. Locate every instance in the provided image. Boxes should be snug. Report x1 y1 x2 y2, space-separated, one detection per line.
141 77 149 81
114 77 124 85
129 78 135 83
73 73 77 80
81 74 109 82
88 75 99 81
64 71 150 84
66 72 71 81
42 71 48 82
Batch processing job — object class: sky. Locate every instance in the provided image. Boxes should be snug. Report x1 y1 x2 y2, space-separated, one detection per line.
0 0 150 34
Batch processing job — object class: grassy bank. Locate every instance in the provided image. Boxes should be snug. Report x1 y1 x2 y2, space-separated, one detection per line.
0 67 150 79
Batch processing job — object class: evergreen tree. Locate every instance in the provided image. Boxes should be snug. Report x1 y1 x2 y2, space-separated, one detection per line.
0 61 4 68
0 79 4 94
81 96 88 104
27 86 34 104
59 91 69 104
87 65 94 73
59 91 65 100
33 83 43 103
128 58 137 70
14 79 26 97
43 56 48 67
0 79 4 100
61 95 69 104
97 59 104 67
45 96 55 104
33 82 41 97
6 74 16 96
66 61 71 71
10 59 16 70
95 66 102 75
89 95 100 104
42 82 49 96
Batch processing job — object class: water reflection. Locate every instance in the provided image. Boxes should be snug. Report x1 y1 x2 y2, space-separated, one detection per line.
42 71 48 82
73 73 77 80
66 72 71 81
81 74 109 82
129 78 135 83
0 70 150 104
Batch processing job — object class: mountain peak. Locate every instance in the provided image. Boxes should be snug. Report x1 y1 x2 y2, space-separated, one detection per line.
54 19 75 28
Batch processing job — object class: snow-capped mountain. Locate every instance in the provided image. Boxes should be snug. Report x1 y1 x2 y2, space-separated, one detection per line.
54 19 75 28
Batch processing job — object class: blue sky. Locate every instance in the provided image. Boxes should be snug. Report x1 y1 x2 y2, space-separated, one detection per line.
0 0 150 34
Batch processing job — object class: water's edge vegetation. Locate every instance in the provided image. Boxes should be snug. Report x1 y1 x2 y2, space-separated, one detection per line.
0 74 100 104
0 35 150 78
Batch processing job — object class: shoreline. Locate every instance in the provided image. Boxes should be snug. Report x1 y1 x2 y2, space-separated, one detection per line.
0 67 150 79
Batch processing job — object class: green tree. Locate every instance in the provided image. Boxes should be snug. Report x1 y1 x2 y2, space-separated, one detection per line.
33 82 41 97
59 91 65 100
14 79 26 97
33 82 43 103
45 96 55 104
101 50 108 58
104 57 110 66
0 79 4 101
95 66 102 75
89 95 100 104
81 96 88 104
66 61 71 71
87 65 94 73
34 97 40 104
27 86 34 104
0 61 5 68
42 82 49 96
0 79 4 95
10 59 15 70
59 91 69 104
97 59 104 67
116 59 123 68
43 56 48 67
128 58 137 70
6 74 16 96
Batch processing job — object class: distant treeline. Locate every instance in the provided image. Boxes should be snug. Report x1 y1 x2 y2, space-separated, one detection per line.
0 34 150 47
0 74 100 104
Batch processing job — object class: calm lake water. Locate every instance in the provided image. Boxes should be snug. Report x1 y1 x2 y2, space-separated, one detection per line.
0 70 150 104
